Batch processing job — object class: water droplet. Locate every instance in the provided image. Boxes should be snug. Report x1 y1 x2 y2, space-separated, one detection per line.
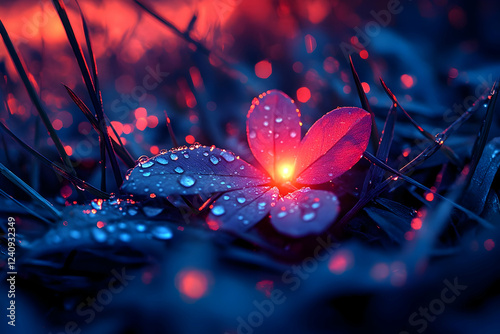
156 156 169 165
290 131 297 138
91 201 102 210
240 165 245 170
211 205 225 216
91 228 107 243
119 233 131 242
237 197 246 204
263 121 269 126
312 202 320 209
174 166 184 174
238 215 244 220
138 155 149 163
183 153 189 158
249 130 257 139
221 151 235 162
143 172 151 177
302 212 316 221
223 195 230 200
170 153 179 161
179 175 196 187
128 208 138 216
136 224 146 232
264 105 270 110
69 230 81 239
141 161 154 168
143 207 163 217
210 155 220 165
203 151 209 156
152 226 173 240
277 211 287 218
243 220 249 225
275 117 283 123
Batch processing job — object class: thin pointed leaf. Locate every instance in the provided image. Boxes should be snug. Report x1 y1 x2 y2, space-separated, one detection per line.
294 107 371 184
0 121 109 199
247 90 301 181
363 151 494 228
0 188 54 225
467 81 498 187
121 145 271 197
53 0 122 188
0 163 61 219
270 188 340 237
0 20 75 174
380 77 462 166
164 110 179 148
349 56 379 149
464 137 500 214
208 186 279 233
362 105 396 195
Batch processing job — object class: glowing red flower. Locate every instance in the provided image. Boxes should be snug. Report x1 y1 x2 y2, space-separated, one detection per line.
121 90 371 237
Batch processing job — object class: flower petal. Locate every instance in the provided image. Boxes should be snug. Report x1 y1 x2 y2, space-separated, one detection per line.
270 188 340 237
208 186 279 233
294 107 371 184
247 90 301 182
121 145 270 197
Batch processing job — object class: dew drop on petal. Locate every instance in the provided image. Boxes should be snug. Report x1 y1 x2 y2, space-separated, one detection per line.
143 172 151 177
223 195 230 200
275 117 283 123
174 166 184 174
91 228 107 243
302 212 316 221
119 233 131 242
128 208 138 216
264 105 270 110
69 230 81 239
211 205 225 216
290 131 297 138
237 197 246 204
170 153 179 161
203 151 209 156
221 151 235 162
210 155 220 165
312 202 321 209
179 175 196 187
249 130 257 139
136 224 146 232
155 156 169 165
152 226 173 240
141 161 154 168
263 121 269 126
183 153 189 158
143 207 163 217
277 211 287 218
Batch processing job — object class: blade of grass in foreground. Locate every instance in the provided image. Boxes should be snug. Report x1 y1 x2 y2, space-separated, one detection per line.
0 188 54 225
0 163 61 219
0 20 75 175
52 0 123 189
349 56 379 151
0 121 109 199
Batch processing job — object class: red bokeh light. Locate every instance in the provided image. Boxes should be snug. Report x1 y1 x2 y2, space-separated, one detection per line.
176 269 209 301
297 87 311 103
255 60 272 79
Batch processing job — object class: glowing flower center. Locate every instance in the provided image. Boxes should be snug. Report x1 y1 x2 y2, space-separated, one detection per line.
280 164 293 180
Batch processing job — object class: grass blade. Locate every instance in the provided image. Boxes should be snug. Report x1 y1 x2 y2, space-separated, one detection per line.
0 20 75 175
0 121 109 199
349 56 379 150
164 110 179 148
466 81 498 186
362 105 397 196
363 151 494 229
52 0 123 189
0 163 61 219
380 77 462 166
0 188 54 225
